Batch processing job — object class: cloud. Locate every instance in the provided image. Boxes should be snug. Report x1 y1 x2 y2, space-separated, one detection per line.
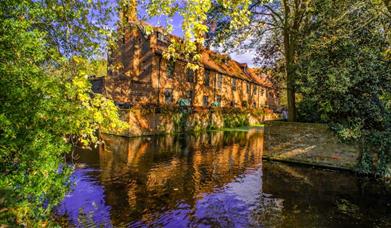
229 50 257 68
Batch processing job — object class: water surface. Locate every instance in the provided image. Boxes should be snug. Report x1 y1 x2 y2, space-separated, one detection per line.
58 129 391 227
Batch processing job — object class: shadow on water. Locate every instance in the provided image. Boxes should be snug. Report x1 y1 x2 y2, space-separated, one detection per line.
57 128 391 227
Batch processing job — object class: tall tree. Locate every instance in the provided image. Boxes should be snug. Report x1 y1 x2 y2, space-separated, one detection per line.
0 0 125 225
206 0 312 121
296 0 391 176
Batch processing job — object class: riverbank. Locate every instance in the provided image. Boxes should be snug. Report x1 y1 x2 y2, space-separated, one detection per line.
262 121 359 171
105 107 280 137
105 114 361 171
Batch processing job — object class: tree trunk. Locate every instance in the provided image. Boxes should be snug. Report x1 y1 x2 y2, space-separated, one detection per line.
286 37 296 122
287 72 296 121
284 35 297 121
282 0 297 122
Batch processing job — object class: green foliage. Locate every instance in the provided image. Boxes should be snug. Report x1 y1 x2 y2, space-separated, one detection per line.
296 0 391 177
0 0 126 225
144 0 254 69
86 59 108 77
172 112 187 133
222 109 250 128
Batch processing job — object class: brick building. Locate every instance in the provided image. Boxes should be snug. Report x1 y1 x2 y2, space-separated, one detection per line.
104 18 278 110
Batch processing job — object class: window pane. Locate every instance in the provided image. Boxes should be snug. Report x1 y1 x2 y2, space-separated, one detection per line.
204 70 210 86
187 90 194 99
187 70 194 83
164 89 173 104
216 95 222 107
167 61 175 78
158 32 167 42
217 73 223 89
203 96 208 107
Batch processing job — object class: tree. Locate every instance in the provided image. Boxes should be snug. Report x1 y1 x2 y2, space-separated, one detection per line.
143 0 254 69
0 0 125 225
206 0 312 121
296 0 391 176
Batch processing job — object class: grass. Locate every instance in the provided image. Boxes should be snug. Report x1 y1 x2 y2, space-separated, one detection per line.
214 124 265 132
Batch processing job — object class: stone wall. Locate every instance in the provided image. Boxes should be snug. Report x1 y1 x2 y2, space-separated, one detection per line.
105 108 280 137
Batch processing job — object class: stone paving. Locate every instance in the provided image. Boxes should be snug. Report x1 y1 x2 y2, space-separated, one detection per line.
263 121 360 170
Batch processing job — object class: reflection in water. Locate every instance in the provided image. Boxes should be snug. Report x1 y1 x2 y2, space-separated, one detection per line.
58 128 391 227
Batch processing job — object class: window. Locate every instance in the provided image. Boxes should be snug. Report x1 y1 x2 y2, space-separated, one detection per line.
187 90 194 100
217 73 223 89
204 70 210 87
243 67 248 74
203 96 209 107
260 88 265 96
232 78 237 91
242 100 248 107
247 82 250 94
216 95 222 107
164 89 173 104
157 32 167 43
167 61 175 78
253 85 257 95
187 70 195 83
141 40 149 54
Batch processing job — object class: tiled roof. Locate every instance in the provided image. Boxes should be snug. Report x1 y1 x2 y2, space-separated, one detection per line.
131 21 273 88
203 50 273 88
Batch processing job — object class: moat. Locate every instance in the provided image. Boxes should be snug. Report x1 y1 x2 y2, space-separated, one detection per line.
58 128 391 227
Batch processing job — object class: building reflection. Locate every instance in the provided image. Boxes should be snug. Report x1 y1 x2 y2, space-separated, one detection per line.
95 129 264 225
59 128 391 227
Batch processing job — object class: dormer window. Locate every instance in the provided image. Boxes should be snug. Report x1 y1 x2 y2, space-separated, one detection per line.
242 65 248 74
157 32 167 43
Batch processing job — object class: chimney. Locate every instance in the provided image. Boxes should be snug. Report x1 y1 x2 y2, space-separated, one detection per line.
120 0 138 24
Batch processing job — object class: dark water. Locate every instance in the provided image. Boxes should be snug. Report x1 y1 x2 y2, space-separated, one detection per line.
58 128 391 227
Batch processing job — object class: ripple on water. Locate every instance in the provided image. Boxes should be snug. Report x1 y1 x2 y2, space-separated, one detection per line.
58 131 391 227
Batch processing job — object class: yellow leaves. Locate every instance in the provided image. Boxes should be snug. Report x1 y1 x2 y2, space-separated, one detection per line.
72 77 87 90
143 24 154 35
384 48 391 61
93 110 104 123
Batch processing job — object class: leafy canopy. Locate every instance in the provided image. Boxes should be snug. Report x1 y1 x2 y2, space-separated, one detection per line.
296 0 391 176
142 0 255 69
0 0 126 225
